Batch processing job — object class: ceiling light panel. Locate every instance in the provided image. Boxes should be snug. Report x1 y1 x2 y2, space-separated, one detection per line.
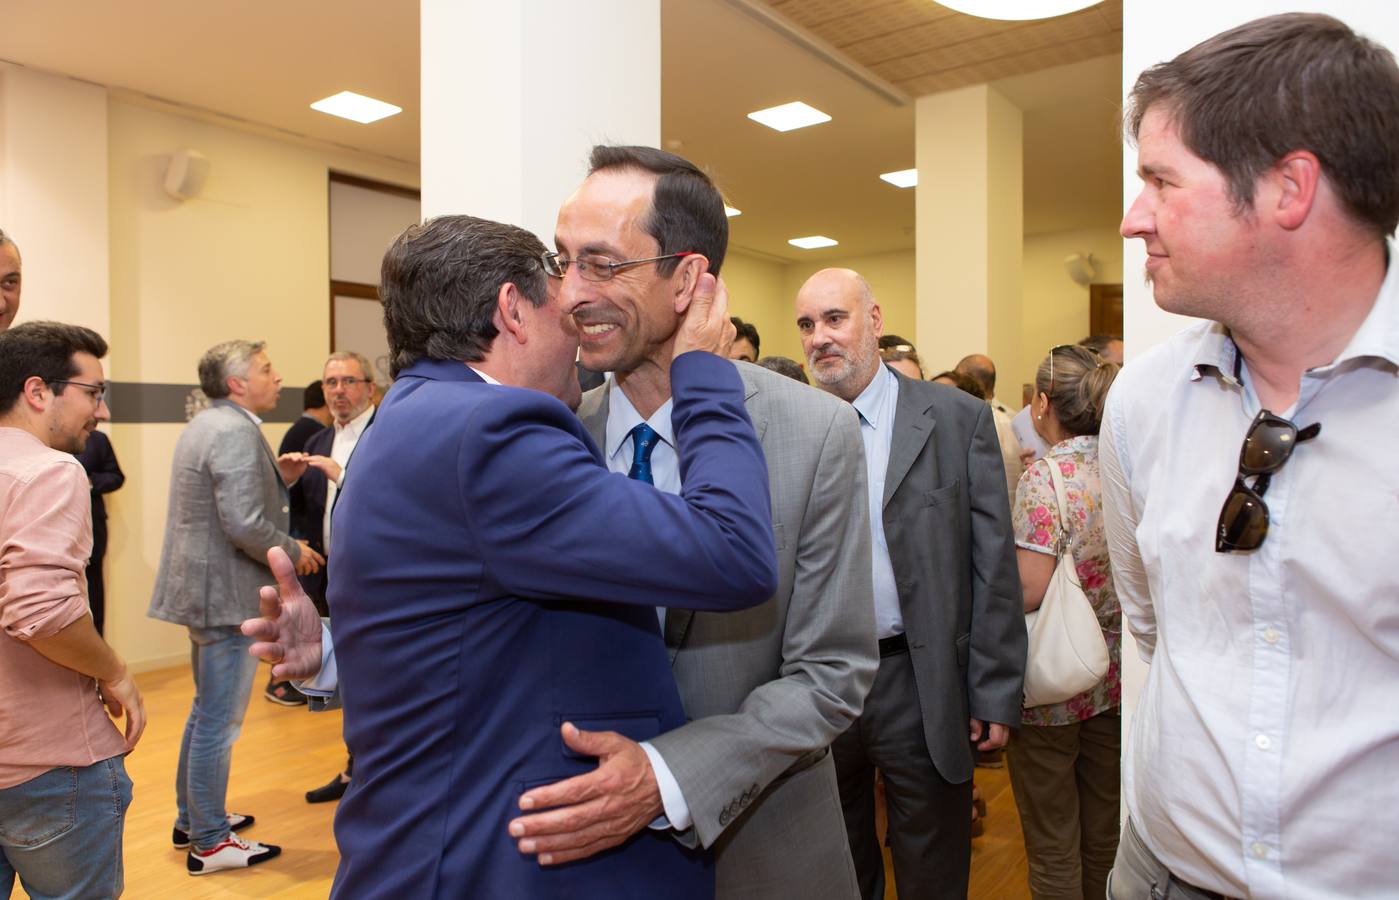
789 235 838 250
880 169 918 188
748 101 831 133
310 91 403 124
934 0 1102 21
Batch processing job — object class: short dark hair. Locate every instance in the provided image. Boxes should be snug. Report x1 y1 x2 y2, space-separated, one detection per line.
756 356 808 384
731 317 760 356
0 321 108 415
879 334 915 352
930 370 986 401
954 354 996 395
1126 13 1399 237
881 346 924 379
588 145 729 276
303 380 325 410
1078 334 1123 356
380 215 549 377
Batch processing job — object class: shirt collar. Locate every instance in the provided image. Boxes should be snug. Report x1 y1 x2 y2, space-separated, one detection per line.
466 365 499 385
335 404 375 437
1190 252 1399 383
850 363 895 428
216 398 263 425
604 376 675 464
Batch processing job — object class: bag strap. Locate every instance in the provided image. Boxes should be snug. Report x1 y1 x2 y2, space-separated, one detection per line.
1043 455 1077 559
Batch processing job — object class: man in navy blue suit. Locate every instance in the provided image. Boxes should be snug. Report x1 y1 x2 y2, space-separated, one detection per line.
249 214 777 899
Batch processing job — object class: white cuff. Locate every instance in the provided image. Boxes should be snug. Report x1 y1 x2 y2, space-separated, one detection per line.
293 621 338 697
640 741 692 832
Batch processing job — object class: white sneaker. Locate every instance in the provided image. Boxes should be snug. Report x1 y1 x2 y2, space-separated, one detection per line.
172 812 254 850
186 833 282 875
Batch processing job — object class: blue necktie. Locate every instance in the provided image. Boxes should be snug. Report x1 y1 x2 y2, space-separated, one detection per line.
627 423 659 485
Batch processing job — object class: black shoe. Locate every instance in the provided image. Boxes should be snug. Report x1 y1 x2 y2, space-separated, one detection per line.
264 680 307 706
172 813 255 850
305 774 350 804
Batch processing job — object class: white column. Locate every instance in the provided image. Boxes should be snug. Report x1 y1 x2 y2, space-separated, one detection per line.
421 0 661 244
0 64 110 336
914 84 1023 379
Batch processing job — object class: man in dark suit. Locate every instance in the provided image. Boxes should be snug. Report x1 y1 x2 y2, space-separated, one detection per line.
795 268 1026 899
269 214 777 899
278 380 330 456
74 428 123 636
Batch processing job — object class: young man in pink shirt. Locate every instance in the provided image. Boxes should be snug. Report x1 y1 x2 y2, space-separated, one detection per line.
0 321 145 897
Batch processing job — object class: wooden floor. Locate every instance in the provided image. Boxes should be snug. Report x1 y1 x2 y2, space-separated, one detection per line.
9 663 1030 898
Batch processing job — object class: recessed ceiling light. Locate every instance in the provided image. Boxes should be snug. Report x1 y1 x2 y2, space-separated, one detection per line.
725 206 742 218
880 169 918 188
789 235 838 250
747 101 831 133
310 91 402 124
934 0 1102 21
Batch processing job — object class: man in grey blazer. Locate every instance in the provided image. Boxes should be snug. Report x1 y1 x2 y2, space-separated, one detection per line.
796 268 1026 899
148 339 324 875
507 146 878 899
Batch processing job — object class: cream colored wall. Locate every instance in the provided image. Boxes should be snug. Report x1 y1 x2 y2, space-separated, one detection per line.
103 98 418 669
719 249 788 358
1013 225 1125 406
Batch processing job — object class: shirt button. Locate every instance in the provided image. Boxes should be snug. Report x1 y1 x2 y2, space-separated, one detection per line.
1255 734 1272 751
1263 628 1280 644
282 505 290 513
1251 842 1269 859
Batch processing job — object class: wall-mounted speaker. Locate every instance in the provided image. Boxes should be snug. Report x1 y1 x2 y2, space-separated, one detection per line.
164 149 211 201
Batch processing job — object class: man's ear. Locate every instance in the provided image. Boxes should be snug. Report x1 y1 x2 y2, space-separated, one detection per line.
1272 150 1321 231
870 302 884 339
671 254 710 315
496 282 527 343
19 375 49 412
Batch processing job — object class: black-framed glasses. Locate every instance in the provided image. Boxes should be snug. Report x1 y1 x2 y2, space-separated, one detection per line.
1215 409 1321 553
48 379 108 405
322 377 371 390
540 250 697 282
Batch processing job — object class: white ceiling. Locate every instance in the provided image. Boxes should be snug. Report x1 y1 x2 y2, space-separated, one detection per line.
0 0 1122 260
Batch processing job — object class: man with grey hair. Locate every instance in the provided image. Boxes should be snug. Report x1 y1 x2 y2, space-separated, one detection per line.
283 350 377 800
149 339 324 875
0 230 21 332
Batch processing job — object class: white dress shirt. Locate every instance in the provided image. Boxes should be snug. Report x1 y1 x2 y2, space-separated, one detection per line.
1100 259 1399 900
850 364 903 639
601 378 692 832
322 404 374 548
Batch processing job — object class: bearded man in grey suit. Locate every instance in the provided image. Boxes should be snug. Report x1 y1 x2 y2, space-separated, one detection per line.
149 339 325 875
796 268 1026 900
507 146 878 899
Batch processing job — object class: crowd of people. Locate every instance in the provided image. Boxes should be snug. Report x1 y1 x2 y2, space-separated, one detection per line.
0 11 1396 900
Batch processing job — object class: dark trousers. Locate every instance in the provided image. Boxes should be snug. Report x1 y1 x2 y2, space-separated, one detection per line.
87 520 107 636
833 647 972 900
1006 712 1121 900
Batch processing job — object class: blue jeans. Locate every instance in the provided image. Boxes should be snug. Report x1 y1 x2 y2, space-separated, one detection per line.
0 756 132 899
175 624 258 851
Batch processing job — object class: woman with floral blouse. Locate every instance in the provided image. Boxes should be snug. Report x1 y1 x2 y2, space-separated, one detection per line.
1008 343 1122 900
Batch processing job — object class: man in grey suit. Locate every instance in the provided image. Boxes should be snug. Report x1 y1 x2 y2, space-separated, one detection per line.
795 268 1026 899
149 339 325 875
507 146 878 899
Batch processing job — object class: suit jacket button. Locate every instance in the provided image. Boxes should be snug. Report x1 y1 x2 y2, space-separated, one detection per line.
719 810 731 826
282 505 290 513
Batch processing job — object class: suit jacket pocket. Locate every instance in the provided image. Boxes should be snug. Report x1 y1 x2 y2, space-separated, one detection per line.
556 711 662 760
771 522 786 551
954 633 971 668
924 481 960 508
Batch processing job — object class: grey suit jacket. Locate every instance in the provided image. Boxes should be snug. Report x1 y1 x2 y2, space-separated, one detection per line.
882 370 1026 784
148 400 300 628
579 361 878 899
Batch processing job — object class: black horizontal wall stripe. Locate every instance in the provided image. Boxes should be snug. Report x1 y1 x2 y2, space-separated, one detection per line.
106 383 304 424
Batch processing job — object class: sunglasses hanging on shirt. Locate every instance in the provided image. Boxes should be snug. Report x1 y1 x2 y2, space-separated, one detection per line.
1215 409 1321 553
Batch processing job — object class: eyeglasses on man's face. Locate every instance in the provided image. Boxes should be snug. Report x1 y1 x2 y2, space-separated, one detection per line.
1215 409 1321 553
49 379 108 406
540 250 697 283
323 377 371 390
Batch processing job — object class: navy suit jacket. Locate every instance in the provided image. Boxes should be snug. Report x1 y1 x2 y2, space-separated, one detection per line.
326 353 777 900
